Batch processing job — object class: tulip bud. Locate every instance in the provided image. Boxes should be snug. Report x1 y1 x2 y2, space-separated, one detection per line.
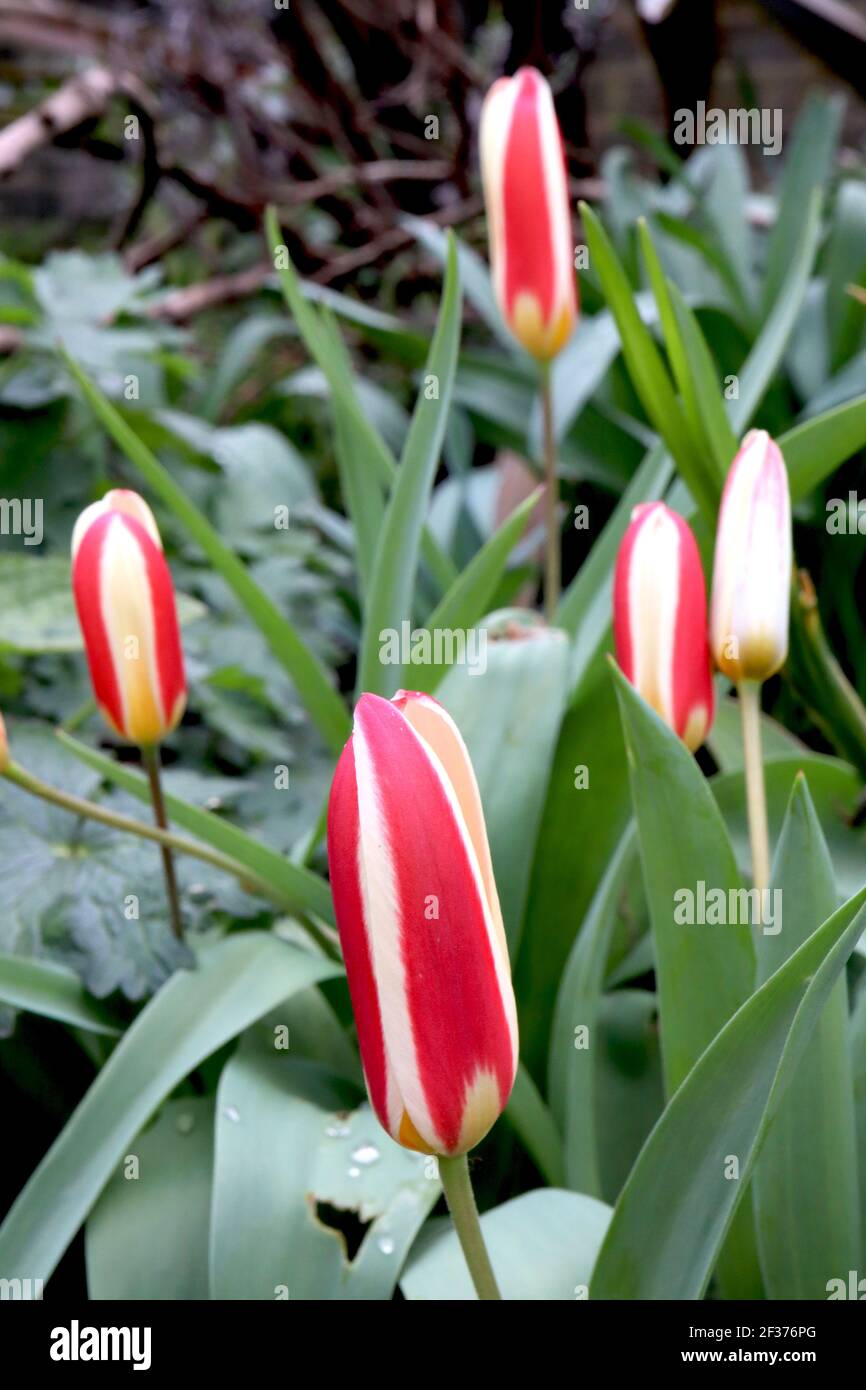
710 431 792 684
480 66 577 360
614 502 714 751
0 710 8 774
71 490 187 746
327 690 518 1156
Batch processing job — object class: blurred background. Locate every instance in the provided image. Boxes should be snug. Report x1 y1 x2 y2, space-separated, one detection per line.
1 0 865 293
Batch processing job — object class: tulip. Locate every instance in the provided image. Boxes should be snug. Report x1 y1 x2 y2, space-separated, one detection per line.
613 502 714 751
479 66 577 361
327 690 518 1158
710 430 792 684
71 489 186 747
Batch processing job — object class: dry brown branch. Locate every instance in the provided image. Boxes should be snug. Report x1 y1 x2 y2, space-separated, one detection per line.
0 66 118 178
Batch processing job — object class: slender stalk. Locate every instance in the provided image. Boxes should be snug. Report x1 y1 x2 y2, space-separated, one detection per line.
438 1154 502 1300
141 744 184 940
539 362 560 622
3 758 342 961
738 680 771 894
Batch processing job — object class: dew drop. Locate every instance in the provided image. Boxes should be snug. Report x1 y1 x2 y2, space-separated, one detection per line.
325 1121 351 1139
350 1142 380 1167
224 1105 240 1124
377 1236 396 1256
347 1165 361 1178
176 1112 194 1135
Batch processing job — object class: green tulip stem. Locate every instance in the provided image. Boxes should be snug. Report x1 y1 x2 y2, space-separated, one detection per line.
738 680 771 895
438 1153 502 1300
540 362 560 622
141 744 184 941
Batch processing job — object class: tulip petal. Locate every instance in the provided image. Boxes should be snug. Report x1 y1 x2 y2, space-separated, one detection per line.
347 693 517 1154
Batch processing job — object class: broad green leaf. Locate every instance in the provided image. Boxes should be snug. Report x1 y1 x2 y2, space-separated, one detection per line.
357 237 461 696
86 1098 214 1300
579 202 714 515
612 663 755 1094
761 91 843 316
0 932 339 1287
56 731 335 925
594 989 665 1204
0 953 120 1035
419 491 540 694
707 694 805 772
549 826 639 1195
753 777 859 1298
825 180 866 369
210 1023 435 1300
62 353 351 754
402 1189 611 1300
438 625 570 956
711 753 865 904
780 395 866 501
590 796 866 1301
515 659 631 1075
638 220 708 459
505 1062 566 1189
732 188 822 434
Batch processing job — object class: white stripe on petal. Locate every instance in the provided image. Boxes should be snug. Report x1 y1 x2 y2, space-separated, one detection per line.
628 505 681 726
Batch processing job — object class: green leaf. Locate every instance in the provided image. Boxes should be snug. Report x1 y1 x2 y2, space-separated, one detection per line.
612 663 755 1094
61 352 351 754
780 395 866 501
504 1062 566 1188
402 1189 611 1300
420 492 540 694
824 180 866 369
401 216 513 353
438 625 570 956
761 91 843 317
851 979 866 1261
711 753 865 905
590 792 866 1301
56 730 335 925
86 1098 214 1300
732 188 822 434
264 207 457 599
669 285 738 480
549 826 639 1195
210 1022 435 1299
357 236 461 696
579 201 714 515
753 776 859 1298
515 659 631 1075
0 932 340 1287
0 953 120 1035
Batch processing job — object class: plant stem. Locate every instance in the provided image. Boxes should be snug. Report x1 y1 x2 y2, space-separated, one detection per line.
141 744 184 940
437 1154 502 1300
3 758 342 960
539 362 560 622
738 680 771 894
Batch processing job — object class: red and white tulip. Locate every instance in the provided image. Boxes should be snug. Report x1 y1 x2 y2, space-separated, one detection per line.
71 489 187 746
710 430 792 684
614 501 714 751
327 690 518 1156
480 66 578 360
